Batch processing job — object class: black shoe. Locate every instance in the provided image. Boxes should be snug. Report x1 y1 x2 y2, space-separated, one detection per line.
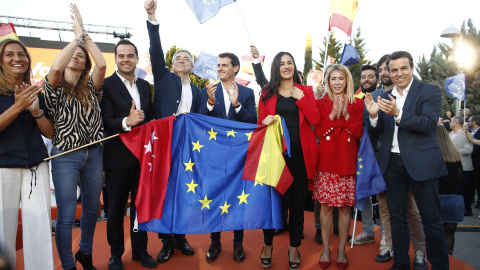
388 262 411 270
206 242 222 262
174 236 195 255
157 242 174 263
233 243 245 262
315 229 323 244
464 209 473 216
108 256 123 270
260 245 273 268
475 200 480 209
133 251 157 268
67 267 77 270
74 250 97 270
288 247 301 270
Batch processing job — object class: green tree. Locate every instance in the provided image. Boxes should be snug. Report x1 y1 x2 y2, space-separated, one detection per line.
303 33 313 83
347 27 372 90
415 19 480 116
165 45 209 89
314 33 342 70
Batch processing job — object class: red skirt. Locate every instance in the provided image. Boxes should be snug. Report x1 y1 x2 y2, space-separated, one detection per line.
313 171 355 207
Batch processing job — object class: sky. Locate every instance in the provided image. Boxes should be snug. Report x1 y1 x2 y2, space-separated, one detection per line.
2 0 480 89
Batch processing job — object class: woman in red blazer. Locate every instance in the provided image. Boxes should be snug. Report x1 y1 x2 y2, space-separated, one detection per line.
258 51 319 270
314 64 363 270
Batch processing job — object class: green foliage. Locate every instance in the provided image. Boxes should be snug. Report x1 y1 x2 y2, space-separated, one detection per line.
347 27 372 90
314 33 342 70
416 18 480 116
303 33 313 83
164 45 209 89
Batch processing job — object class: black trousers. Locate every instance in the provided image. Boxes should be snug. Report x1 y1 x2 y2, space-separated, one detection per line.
210 230 244 244
106 167 148 257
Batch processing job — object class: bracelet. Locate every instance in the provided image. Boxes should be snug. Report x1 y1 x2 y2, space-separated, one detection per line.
32 109 44 119
233 102 241 109
208 99 215 105
75 38 81 44
83 33 91 42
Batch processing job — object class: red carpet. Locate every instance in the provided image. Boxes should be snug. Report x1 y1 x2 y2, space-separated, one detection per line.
16 211 473 269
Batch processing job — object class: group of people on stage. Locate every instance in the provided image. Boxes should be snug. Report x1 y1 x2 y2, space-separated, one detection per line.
0 1 459 270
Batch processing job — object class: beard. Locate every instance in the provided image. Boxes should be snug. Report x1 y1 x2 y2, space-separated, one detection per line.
382 77 393 86
361 83 377 93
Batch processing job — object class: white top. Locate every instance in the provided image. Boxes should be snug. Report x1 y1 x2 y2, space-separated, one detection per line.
117 71 141 131
176 78 193 114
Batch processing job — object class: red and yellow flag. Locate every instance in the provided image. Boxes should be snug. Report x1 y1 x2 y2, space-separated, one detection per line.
241 55 265 75
328 0 359 36
243 115 293 195
0 23 19 43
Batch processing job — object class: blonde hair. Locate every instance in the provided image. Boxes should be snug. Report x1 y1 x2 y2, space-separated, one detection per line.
436 125 462 163
326 64 355 104
0 39 32 96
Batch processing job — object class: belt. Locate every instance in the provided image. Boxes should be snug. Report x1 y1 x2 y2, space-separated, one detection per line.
391 152 401 156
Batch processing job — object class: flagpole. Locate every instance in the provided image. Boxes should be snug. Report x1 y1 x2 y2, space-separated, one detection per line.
234 1 253 45
43 134 119 161
322 31 332 82
351 207 358 248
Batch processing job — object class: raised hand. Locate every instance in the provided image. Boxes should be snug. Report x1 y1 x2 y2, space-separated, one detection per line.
227 82 239 107
291 87 304 100
250 45 259 59
364 93 379 119
206 83 217 103
144 0 157 15
126 101 145 127
378 94 400 116
70 4 84 38
316 83 325 99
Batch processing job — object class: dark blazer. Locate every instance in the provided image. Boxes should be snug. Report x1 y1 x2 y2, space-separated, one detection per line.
368 79 448 181
147 21 201 119
101 72 153 170
472 129 480 169
198 83 257 124
252 62 268 88
258 83 320 180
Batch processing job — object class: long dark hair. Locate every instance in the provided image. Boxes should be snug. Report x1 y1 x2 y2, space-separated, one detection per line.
261 52 301 103
0 39 33 96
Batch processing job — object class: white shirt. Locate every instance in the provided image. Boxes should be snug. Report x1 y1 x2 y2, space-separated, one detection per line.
207 82 242 114
176 78 193 114
117 71 141 131
370 78 414 154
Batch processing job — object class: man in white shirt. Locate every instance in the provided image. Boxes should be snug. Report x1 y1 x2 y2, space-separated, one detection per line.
101 39 156 270
365 51 449 270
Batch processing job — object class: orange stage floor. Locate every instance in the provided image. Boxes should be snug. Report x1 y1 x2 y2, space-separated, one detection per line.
16 211 472 269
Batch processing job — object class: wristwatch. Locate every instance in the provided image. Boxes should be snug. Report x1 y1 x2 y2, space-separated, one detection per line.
32 109 44 119
233 102 241 109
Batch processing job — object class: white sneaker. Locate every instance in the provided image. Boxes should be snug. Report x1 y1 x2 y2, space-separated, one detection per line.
349 232 375 245
375 247 393 262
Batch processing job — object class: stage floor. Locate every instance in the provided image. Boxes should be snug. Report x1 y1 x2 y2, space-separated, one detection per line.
16 211 472 269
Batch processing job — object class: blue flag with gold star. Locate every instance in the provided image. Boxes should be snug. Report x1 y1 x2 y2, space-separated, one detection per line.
192 52 219 81
186 0 235 23
138 113 283 234
445 74 466 101
355 128 387 211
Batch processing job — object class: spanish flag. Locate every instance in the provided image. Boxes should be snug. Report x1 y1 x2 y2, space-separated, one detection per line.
243 115 293 195
328 0 359 36
241 55 265 75
0 23 19 43
355 86 365 99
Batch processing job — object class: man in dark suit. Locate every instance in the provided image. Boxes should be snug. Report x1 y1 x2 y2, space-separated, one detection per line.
144 0 196 264
101 39 156 270
467 115 480 210
365 51 449 270
198 52 257 262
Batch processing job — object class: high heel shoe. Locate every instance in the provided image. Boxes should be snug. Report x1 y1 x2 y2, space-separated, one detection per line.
336 252 348 270
288 247 301 270
319 249 331 269
74 250 98 270
260 245 273 268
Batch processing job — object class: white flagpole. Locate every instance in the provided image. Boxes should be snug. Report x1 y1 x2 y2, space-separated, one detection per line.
322 31 332 82
234 1 253 45
351 207 358 248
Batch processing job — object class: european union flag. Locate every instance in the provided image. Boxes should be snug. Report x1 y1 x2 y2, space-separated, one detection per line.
445 74 466 101
138 113 283 234
339 44 360 66
355 128 387 211
186 0 235 24
193 52 219 81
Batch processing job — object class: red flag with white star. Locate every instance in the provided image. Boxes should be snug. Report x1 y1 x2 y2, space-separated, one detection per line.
119 116 175 223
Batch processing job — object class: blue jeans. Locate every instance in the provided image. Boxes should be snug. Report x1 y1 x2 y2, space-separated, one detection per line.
51 145 103 269
385 154 448 269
